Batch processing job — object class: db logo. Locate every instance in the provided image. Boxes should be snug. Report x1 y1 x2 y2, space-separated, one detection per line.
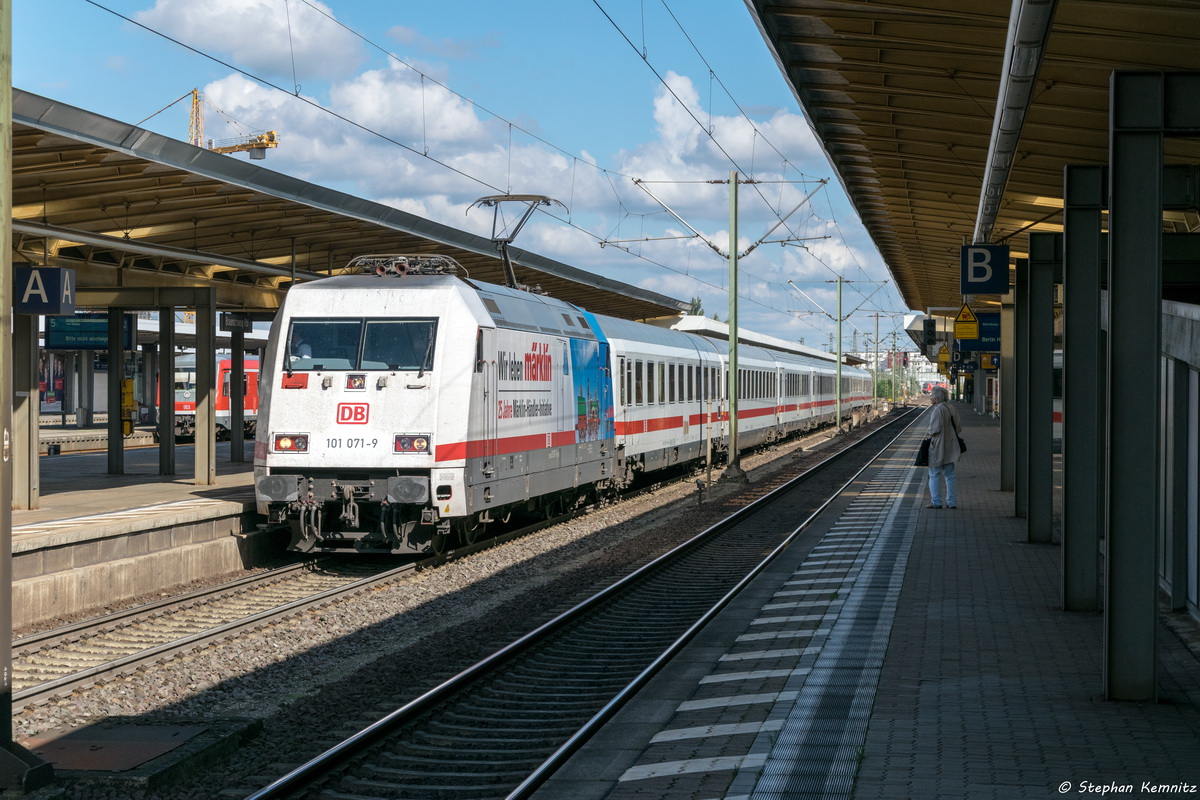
336 403 369 424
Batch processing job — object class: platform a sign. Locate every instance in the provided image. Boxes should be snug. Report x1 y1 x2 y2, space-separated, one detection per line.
14 264 76 315
960 245 1010 295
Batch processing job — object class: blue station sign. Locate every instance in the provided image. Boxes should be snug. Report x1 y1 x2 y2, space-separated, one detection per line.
14 265 76 315
45 313 135 351
957 312 1001 352
960 245 1010 295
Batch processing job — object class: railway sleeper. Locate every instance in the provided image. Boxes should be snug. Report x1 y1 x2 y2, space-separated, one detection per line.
361 761 537 781
337 776 509 798
410 729 562 748
425 720 582 738
386 742 547 761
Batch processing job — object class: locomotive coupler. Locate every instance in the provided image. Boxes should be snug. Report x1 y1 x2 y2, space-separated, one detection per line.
339 485 360 528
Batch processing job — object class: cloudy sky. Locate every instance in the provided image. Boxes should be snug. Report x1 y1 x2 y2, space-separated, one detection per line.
14 0 916 353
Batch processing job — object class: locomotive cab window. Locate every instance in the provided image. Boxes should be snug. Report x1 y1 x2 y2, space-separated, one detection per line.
287 318 438 371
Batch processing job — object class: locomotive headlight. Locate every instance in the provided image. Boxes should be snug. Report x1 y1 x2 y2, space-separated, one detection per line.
274 433 309 452
394 434 432 454
346 374 366 390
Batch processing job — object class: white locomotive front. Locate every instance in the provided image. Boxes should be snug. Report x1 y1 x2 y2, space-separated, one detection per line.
253 254 615 554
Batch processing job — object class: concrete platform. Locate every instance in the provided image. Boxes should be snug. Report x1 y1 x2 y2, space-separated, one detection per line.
23 717 262 794
12 440 282 630
534 406 1200 799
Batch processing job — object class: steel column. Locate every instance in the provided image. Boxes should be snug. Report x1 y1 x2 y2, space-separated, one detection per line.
230 328 245 463
0 0 54 786
1062 165 1105 612
1105 70 1164 701
1027 236 1056 543
195 290 217 485
1014 258 1029 518
1166 358 1190 610
1000 291 1016 492
12 314 38 510
106 307 125 475
158 309 176 475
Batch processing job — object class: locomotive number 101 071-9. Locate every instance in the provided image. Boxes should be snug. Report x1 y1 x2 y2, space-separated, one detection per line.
325 437 380 449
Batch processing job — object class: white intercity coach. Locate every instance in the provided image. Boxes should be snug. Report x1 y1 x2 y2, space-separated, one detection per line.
254 254 872 554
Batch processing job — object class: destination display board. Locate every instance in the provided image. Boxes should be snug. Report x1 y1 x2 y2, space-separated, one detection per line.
45 313 135 351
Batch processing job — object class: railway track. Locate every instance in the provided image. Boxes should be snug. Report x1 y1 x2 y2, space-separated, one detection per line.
12 415 888 714
11 558 403 710
246 408 919 800
11 502 581 712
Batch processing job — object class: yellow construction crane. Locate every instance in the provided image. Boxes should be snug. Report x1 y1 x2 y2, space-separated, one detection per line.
188 89 280 160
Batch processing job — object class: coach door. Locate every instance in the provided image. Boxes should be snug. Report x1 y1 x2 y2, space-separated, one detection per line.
478 327 497 478
774 367 783 430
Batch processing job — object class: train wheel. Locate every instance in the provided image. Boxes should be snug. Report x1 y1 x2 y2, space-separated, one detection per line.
431 528 450 555
460 516 486 545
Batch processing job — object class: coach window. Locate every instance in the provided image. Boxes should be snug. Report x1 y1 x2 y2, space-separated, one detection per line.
647 361 656 405
668 363 676 403
686 365 694 402
635 360 644 405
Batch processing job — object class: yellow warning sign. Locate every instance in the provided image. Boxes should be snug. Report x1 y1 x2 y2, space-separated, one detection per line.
954 303 979 340
937 345 950 364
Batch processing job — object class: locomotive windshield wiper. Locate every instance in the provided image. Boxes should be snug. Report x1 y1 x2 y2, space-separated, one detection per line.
417 334 436 378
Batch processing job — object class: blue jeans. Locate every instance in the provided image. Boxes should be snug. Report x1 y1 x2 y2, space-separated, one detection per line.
928 462 957 507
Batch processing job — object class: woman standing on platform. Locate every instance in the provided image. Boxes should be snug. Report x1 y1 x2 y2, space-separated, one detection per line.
925 385 961 509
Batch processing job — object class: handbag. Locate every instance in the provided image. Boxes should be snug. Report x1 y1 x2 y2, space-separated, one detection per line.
957 435 967 453
914 438 930 467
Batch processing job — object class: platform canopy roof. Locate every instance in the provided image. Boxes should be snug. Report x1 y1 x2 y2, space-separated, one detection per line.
746 0 1200 314
10 89 689 320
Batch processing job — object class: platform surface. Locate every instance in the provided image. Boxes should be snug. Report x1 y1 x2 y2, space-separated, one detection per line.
13 437 255 539
534 405 1200 800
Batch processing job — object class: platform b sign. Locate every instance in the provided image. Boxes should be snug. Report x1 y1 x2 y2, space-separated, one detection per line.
960 245 1009 295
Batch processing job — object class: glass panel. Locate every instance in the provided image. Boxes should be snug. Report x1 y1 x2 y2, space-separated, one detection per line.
285 318 437 371
362 320 438 370
288 320 362 370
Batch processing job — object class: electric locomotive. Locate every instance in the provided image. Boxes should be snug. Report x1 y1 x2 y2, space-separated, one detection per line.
254 254 614 554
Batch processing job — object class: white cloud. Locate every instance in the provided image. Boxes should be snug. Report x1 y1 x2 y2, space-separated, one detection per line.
184 42 905 342
136 0 366 81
